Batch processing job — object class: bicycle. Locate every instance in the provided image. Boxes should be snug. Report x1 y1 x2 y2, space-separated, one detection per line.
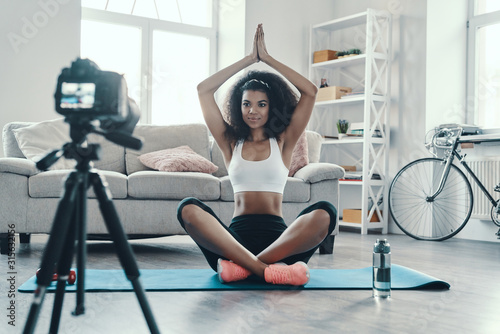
388 125 500 241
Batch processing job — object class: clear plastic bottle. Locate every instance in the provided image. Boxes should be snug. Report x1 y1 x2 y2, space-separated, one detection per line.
373 239 391 298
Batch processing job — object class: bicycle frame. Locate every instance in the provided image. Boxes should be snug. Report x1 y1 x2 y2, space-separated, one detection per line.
457 137 500 208
429 132 498 208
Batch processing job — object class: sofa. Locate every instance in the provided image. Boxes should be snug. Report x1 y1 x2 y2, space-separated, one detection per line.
0 119 344 255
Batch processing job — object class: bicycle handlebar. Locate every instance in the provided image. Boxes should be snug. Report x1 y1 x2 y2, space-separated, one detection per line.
425 126 463 155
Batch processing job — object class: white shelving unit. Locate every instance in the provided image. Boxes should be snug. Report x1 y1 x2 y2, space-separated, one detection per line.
308 9 392 234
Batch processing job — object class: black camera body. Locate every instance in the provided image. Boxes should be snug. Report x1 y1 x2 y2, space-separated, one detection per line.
54 58 129 122
34 57 144 172
51 58 141 146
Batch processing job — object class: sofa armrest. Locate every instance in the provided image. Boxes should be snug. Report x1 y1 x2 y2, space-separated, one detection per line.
0 158 39 176
293 163 344 183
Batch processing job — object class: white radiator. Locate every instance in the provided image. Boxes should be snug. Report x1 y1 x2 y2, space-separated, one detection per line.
465 158 500 219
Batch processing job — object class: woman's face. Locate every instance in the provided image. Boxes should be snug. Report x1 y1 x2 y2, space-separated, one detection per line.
241 90 269 129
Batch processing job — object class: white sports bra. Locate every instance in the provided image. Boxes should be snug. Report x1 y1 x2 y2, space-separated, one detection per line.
228 138 289 194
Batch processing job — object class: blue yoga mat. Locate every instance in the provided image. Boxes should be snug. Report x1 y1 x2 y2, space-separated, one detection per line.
18 264 449 292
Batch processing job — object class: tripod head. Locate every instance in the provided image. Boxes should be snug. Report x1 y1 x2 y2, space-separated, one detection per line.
36 117 143 171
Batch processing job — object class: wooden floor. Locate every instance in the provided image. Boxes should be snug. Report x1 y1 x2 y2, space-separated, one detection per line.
1 229 499 334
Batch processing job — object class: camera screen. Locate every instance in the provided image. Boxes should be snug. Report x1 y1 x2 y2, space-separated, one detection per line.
60 82 96 109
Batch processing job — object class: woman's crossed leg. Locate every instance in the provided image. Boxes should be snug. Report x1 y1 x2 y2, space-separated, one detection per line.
177 198 337 285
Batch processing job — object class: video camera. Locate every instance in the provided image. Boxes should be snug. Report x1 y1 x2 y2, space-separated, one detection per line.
37 58 142 171
54 58 141 140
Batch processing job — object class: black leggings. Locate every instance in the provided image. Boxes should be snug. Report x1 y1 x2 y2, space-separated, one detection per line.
177 197 337 271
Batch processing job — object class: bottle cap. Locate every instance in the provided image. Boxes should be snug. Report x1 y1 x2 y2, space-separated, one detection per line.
374 239 390 253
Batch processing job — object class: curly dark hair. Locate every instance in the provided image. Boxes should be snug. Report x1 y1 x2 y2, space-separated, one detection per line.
223 70 299 143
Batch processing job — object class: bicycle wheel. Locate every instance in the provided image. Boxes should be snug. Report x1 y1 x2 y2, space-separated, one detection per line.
389 158 473 241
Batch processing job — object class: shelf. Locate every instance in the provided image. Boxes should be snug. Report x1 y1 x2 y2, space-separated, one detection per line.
323 138 363 144
312 9 390 31
323 137 385 145
312 11 368 30
339 220 384 229
339 179 385 186
309 9 392 235
315 94 386 106
339 180 363 185
311 53 387 69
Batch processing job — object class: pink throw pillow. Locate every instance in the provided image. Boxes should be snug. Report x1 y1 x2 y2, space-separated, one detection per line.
288 131 309 176
139 146 218 174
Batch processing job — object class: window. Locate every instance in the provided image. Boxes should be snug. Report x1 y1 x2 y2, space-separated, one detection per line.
467 0 500 128
81 0 216 125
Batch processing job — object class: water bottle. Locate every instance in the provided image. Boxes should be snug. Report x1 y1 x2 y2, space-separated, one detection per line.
373 239 391 298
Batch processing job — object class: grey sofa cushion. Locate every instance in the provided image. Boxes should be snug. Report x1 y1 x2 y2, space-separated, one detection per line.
211 140 228 177
128 171 220 200
283 178 311 202
3 122 37 158
11 119 76 170
87 133 126 174
0 158 39 176
220 176 310 203
126 123 211 175
306 130 324 163
2 120 126 173
219 176 233 201
294 163 345 183
28 170 128 199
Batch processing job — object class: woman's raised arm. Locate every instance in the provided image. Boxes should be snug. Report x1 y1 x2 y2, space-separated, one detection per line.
197 28 259 159
255 24 318 148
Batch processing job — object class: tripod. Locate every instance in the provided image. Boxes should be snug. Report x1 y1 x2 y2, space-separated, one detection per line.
23 139 160 333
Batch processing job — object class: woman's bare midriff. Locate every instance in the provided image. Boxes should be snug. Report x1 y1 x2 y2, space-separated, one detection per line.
233 191 283 217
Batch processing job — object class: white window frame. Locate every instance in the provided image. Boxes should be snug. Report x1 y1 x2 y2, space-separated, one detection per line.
466 0 500 127
81 3 218 124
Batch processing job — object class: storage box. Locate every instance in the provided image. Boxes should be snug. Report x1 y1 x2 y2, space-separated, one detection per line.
340 165 356 172
313 50 338 63
316 86 352 101
342 209 382 223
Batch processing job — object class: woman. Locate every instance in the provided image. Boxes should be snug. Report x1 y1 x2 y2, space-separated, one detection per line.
177 24 337 286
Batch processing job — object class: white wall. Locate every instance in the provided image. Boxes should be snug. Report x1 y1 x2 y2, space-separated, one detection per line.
0 0 81 157
426 0 468 131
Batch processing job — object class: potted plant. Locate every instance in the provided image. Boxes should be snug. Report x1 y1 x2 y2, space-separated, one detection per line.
348 48 361 56
336 49 362 58
337 119 349 139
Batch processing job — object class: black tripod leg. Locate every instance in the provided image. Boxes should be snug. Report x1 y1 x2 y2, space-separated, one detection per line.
90 172 159 334
23 172 80 334
74 171 89 316
49 214 78 333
